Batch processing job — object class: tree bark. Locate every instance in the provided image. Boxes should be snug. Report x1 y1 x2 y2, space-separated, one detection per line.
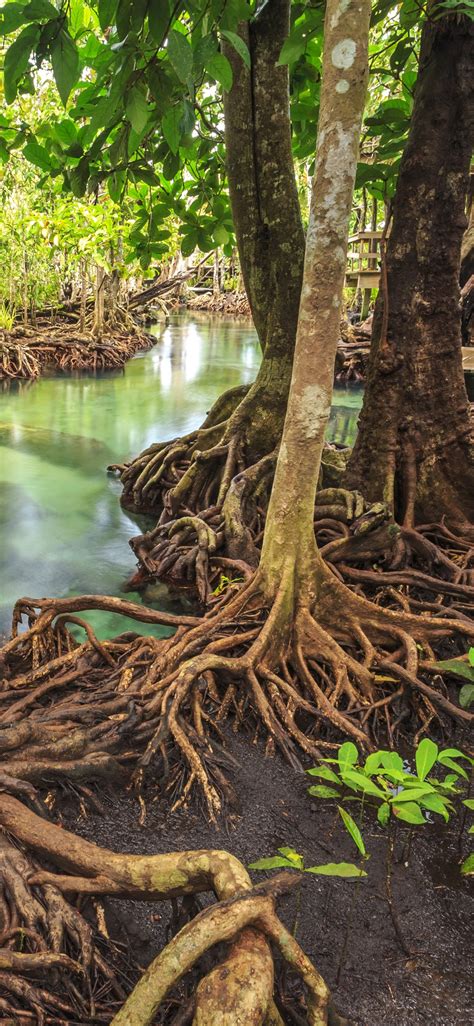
260 0 371 599
220 0 305 449
346 8 474 526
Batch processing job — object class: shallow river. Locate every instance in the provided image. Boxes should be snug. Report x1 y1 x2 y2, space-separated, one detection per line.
0 314 362 638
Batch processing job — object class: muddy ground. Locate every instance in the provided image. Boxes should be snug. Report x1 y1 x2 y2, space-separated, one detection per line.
57 730 473 1026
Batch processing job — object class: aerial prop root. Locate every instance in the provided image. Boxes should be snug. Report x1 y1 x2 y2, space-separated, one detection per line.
0 795 343 1026
137 561 474 819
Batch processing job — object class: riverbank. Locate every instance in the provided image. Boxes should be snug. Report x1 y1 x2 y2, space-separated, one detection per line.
0 323 155 380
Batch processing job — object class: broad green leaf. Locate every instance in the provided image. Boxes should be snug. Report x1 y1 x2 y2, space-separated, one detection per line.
380 751 404 773
277 34 307 66
162 106 182 155
460 684 474 708
213 224 229 246
463 799 474 810
126 88 149 134
22 138 51 170
98 0 118 31
206 52 233 91
3 24 40 105
54 119 77 148
306 766 341 785
305 862 367 878
342 769 387 799
418 792 451 822
167 29 194 84
392 801 426 825
338 806 366 856
389 786 433 803
69 157 89 197
438 748 469 760
221 29 250 68
364 751 384 775
434 658 474 682
249 856 295 870
469 647 474 665
307 785 340 799
51 29 79 106
1 3 29 34
338 742 359 772
416 738 438 780
461 853 474 876
377 802 390 827
438 755 469 779
148 0 170 43
23 0 58 17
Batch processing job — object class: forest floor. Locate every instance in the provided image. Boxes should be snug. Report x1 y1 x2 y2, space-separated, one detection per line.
58 730 472 1026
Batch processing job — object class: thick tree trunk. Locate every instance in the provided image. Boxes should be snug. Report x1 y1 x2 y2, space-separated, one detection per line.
261 0 371 600
346 9 474 526
221 0 306 451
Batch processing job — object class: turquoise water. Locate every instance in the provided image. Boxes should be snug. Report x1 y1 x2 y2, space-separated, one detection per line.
0 314 362 638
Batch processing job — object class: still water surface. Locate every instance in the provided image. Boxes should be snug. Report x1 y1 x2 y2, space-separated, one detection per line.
0 315 362 637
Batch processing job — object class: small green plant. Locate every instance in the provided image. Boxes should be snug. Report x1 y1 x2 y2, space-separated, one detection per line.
0 303 14 330
212 573 243 596
308 740 474 875
249 804 369 879
307 739 470 826
434 646 474 709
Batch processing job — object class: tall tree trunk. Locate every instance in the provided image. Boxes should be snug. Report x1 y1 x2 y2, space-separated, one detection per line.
79 259 87 333
220 0 305 450
346 8 474 526
260 0 371 599
117 0 305 573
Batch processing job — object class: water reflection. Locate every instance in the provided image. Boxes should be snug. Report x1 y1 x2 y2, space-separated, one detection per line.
0 315 362 638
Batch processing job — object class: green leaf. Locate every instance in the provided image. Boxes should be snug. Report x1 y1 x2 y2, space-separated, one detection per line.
51 29 79 106
390 786 436 804
69 157 89 197
392 801 426 825
469 647 474 665
1 3 29 35
438 756 469 779
277 34 307 66
342 769 387 799
305 862 367 878
221 29 250 68
206 52 233 91
338 742 359 772
126 88 149 134
338 806 366 856
22 138 51 170
3 23 40 105
249 856 295 870
438 748 469 760
460 684 474 708
418 792 452 822
167 29 194 84
416 738 439 780
307 766 341 785
162 106 182 155
307 785 341 799
148 0 170 43
377 802 391 827
23 0 58 18
213 224 229 245
460 853 474 876
463 799 474 810
434 658 474 682
98 0 118 31
54 119 77 148
278 847 304 869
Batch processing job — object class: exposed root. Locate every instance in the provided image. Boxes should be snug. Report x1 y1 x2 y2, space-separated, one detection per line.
0 323 154 380
0 549 472 826
0 796 338 1026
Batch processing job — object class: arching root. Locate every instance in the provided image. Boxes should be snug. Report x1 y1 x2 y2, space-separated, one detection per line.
0 555 472 825
0 796 342 1026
